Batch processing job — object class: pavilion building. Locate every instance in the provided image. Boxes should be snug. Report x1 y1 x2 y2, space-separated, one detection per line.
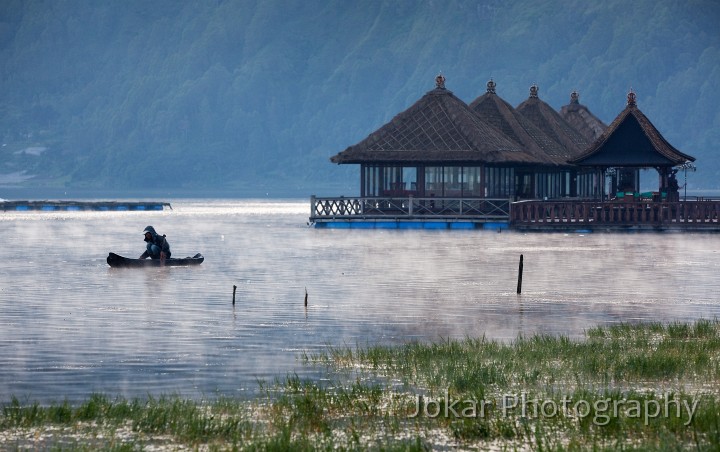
313 76 708 230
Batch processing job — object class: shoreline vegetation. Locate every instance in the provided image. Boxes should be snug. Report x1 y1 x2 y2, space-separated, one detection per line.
2 320 720 450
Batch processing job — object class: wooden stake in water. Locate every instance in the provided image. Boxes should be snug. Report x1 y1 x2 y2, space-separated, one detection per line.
517 254 524 294
304 287 308 308
232 285 237 306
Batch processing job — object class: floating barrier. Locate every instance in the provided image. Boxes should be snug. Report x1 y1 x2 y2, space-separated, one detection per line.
1 201 172 212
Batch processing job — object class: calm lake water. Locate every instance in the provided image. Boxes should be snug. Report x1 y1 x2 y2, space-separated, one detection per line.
1 199 719 403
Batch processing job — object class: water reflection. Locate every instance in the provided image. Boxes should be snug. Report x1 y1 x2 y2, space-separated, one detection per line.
0 200 719 402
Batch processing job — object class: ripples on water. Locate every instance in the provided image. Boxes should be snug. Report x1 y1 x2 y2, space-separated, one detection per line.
1 199 719 402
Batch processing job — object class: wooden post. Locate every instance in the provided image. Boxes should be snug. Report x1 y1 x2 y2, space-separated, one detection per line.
516 255 523 294
304 287 308 307
232 285 237 306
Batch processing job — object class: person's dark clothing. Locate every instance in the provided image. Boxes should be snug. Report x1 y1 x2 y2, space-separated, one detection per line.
140 225 171 259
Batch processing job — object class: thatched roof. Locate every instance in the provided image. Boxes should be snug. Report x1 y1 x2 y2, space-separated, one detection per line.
516 84 590 158
559 91 607 143
330 76 543 165
570 91 695 167
468 80 569 166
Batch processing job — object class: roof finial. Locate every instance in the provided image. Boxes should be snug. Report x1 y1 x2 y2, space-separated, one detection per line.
486 78 496 94
435 73 446 89
627 88 637 107
570 90 579 104
529 83 539 98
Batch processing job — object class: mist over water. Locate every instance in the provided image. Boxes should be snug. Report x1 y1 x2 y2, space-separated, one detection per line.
1 199 719 403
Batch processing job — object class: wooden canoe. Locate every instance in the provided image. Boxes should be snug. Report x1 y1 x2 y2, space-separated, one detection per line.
106 252 204 268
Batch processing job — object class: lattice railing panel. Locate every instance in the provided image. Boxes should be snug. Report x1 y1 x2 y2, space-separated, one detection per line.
310 197 510 221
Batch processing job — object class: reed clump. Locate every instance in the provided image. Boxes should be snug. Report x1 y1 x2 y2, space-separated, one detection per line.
2 320 720 450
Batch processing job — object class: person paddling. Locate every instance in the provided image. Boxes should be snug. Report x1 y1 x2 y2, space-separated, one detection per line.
139 225 171 260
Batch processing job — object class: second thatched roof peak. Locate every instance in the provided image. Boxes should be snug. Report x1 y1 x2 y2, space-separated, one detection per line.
469 80 569 166
516 84 591 157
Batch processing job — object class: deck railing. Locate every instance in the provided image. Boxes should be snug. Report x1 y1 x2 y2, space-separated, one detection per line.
310 196 510 221
310 196 720 229
510 200 720 228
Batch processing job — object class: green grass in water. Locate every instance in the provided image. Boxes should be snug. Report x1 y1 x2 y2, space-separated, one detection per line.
2 320 720 450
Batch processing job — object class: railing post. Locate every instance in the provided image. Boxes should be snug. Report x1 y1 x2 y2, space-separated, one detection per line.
408 195 413 217
310 195 316 219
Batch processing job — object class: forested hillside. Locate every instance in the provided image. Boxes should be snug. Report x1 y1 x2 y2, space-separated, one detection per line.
1 0 718 196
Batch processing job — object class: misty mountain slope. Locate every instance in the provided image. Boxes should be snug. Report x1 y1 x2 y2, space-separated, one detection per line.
0 0 718 194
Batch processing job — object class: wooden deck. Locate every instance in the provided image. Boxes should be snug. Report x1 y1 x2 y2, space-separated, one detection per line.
310 196 720 231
